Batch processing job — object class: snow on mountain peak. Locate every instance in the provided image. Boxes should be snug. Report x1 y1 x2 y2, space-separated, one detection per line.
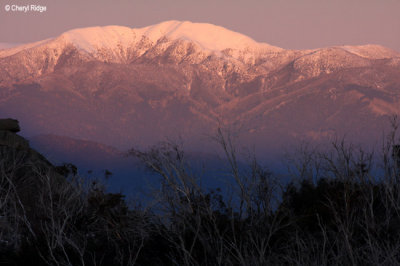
58 20 281 56
341 44 400 59
1 21 397 64
60 25 137 53
136 20 279 52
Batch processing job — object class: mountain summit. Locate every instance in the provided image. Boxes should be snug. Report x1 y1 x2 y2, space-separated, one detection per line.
61 20 282 53
2 20 398 66
0 21 285 65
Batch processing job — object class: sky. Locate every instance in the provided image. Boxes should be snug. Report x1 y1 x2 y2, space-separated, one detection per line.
0 0 399 51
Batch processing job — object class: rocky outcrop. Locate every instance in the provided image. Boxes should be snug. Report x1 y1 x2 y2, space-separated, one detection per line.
0 119 54 170
0 118 20 133
0 131 29 150
0 119 30 151
0 120 75 255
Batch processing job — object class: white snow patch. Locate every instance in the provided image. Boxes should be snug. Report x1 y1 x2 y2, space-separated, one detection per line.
341 44 400 59
136 20 280 52
0 39 52 58
60 25 138 53
53 21 283 55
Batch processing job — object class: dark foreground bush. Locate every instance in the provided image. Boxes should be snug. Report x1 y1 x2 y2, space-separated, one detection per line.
1 129 400 265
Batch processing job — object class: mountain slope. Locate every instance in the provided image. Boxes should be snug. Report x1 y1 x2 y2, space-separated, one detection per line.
0 21 399 155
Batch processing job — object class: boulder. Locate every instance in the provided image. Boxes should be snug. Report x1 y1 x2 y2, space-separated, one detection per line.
0 130 29 149
0 119 20 133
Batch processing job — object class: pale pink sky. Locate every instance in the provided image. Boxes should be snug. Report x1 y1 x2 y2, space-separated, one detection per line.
0 0 399 51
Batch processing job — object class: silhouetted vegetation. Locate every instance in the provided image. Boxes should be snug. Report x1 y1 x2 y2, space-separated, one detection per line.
1 120 400 265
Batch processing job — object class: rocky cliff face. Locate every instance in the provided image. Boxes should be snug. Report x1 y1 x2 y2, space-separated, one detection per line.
0 119 60 211
0 120 87 257
0 21 399 152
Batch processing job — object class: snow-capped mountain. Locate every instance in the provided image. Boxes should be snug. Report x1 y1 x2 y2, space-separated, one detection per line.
0 21 294 87
0 21 399 154
0 21 283 62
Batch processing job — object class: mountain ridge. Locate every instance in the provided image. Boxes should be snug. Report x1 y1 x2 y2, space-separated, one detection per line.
1 21 398 65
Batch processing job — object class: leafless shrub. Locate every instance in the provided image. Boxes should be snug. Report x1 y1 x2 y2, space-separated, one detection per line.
3 118 400 265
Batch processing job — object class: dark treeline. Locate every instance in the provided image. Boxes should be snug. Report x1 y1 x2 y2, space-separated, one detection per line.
1 124 400 265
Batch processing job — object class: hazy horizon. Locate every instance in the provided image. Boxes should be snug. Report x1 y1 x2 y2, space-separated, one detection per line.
0 0 399 52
